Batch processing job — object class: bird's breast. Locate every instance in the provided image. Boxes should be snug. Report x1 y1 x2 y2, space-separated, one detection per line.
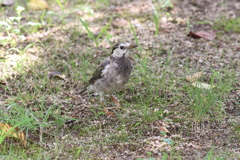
93 57 133 95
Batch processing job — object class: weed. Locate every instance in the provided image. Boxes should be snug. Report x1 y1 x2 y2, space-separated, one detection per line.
9 43 35 56
162 153 168 160
53 0 72 24
195 21 212 24
0 6 24 36
157 0 173 9
213 17 240 33
151 0 173 35
79 18 112 47
151 0 161 35
0 6 41 46
186 69 236 120
129 21 141 50
204 147 215 160
54 0 64 10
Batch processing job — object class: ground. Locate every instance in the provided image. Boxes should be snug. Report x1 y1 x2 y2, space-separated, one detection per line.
0 0 239 159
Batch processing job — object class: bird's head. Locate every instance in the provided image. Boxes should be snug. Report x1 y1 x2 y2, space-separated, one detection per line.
111 42 137 58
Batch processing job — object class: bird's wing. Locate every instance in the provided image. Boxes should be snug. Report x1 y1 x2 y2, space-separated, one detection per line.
79 57 110 95
89 57 110 84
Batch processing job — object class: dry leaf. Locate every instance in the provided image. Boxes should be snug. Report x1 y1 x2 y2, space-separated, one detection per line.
0 81 6 93
27 0 49 10
186 71 203 82
154 120 171 135
0 123 27 147
48 71 66 80
195 31 216 40
191 81 215 89
159 126 170 134
1 0 14 6
0 81 6 85
0 87 5 93
188 31 201 38
188 31 216 40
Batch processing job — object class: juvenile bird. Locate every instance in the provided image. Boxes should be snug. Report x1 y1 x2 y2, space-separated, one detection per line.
80 42 138 116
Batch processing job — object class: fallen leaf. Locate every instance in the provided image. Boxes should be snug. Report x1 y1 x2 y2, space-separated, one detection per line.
159 126 170 134
1 0 14 6
0 87 5 93
188 31 201 38
188 31 216 40
0 81 6 85
191 81 215 89
27 0 49 10
154 120 171 135
0 81 6 93
186 71 203 82
195 31 216 40
48 71 66 80
0 123 27 147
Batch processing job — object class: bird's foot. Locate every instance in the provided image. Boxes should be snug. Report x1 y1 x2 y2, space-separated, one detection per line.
101 101 115 117
110 95 121 107
101 99 121 117
104 108 115 117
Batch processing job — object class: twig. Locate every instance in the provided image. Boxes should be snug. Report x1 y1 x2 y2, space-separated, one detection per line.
57 87 81 101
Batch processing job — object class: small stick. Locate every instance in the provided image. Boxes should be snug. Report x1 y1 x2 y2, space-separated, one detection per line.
57 87 81 101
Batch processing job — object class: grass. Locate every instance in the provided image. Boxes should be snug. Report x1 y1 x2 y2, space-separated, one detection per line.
0 0 239 159
79 18 112 47
186 69 236 120
152 0 161 35
213 16 240 33
129 21 141 50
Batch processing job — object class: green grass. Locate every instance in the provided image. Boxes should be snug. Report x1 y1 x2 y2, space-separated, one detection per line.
213 16 240 33
152 0 161 35
185 69 236 120
79 18 112 47
129 21 142 50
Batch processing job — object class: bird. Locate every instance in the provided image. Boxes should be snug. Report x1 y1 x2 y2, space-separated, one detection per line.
80 42 138 117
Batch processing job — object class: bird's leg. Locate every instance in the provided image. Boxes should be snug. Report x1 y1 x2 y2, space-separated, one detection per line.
102 103 115 118
100 93 115 117
110 95 121 109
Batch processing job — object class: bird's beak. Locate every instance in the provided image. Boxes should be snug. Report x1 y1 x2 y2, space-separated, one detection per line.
128 44 138 49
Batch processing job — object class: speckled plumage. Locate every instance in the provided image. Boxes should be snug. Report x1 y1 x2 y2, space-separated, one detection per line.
80 42 137 102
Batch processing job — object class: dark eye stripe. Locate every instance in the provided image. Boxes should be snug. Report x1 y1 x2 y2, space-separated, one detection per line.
111 43 120 54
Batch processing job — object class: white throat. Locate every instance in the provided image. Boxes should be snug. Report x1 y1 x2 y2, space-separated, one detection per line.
112 49 129 58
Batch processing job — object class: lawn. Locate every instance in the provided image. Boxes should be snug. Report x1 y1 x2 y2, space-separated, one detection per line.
0 0 239 159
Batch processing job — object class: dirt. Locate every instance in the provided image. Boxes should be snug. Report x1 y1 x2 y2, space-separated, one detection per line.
0 0 239 159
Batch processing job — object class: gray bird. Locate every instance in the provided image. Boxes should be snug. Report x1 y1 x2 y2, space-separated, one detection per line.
80 42 138 116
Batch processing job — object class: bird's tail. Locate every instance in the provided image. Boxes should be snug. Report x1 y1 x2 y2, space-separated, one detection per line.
79 85 95 97
79 87 88 96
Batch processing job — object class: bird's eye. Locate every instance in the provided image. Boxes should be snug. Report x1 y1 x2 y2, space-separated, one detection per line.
120 46 124 49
